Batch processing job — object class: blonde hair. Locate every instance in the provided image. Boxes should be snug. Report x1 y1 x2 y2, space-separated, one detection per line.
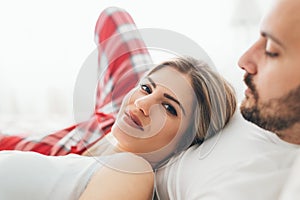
148 56 236 149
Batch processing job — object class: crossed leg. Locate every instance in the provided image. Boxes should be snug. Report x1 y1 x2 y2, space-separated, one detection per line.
0 7 152 155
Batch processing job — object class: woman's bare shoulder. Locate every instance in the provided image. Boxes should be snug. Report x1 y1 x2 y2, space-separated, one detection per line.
79 152 154 200
99 152 153 173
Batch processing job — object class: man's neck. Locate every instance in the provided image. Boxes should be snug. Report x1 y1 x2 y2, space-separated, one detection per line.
276 123 300 145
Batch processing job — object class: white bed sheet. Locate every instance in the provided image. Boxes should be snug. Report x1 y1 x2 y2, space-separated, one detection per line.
0 114 74 137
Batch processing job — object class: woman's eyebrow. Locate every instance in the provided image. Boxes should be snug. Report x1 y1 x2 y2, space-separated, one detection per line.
147 77 186 115
147 77 156 88
163 93 186 116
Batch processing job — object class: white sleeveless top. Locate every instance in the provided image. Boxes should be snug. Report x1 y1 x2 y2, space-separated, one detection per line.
0 151 101 200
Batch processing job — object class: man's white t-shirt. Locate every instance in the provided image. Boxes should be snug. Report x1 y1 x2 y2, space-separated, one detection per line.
156 112 300 200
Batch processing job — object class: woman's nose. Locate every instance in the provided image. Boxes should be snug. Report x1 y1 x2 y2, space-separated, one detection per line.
134 96 155 117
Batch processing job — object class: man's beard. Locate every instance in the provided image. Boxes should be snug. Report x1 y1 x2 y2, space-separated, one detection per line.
240 74 300 133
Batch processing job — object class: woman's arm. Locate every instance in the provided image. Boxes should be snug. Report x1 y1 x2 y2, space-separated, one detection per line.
79 153 154 200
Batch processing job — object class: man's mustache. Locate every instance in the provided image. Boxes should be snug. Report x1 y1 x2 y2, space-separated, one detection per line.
244 74 255 92
244 73 260 101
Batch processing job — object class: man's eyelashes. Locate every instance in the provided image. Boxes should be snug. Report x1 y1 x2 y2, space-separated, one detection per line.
265 51 279 57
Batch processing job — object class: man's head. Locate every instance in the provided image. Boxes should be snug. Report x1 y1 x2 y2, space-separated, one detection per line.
238 0 300 144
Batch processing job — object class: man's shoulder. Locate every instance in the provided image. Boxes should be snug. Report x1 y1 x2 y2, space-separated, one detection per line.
185 149 299 200
155 111 288 199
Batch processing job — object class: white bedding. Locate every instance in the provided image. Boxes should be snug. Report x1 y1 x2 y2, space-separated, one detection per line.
0 114 74 137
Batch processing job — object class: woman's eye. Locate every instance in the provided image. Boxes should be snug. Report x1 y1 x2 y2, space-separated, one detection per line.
163 103 177 116
265 51 279 57
140 84 152 94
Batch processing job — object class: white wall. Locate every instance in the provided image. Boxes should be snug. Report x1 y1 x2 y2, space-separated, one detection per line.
0 0 271 133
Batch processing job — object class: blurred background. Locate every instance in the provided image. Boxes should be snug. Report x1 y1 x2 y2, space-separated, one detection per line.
0 0 272 135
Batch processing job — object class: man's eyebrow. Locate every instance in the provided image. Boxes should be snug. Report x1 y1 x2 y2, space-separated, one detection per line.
147 77 156 88
164 93 186 116
261 31 285 48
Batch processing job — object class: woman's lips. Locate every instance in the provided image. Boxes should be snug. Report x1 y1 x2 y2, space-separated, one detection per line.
124 111 144 131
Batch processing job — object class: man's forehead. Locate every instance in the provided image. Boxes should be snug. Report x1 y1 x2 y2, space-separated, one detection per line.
261 0 300 42
265 0 300 22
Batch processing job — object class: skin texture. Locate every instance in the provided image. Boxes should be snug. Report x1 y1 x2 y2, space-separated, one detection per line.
80 66 195 199
79 153 154 200
112 66 194 154
239 0 300 144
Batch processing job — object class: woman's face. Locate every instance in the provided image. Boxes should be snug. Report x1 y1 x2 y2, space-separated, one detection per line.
111 66 195 154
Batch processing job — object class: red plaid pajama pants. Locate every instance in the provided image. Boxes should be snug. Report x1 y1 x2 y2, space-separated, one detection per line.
0 7 152 155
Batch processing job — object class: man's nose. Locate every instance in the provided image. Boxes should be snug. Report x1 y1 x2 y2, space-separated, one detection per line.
238 42 260 75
